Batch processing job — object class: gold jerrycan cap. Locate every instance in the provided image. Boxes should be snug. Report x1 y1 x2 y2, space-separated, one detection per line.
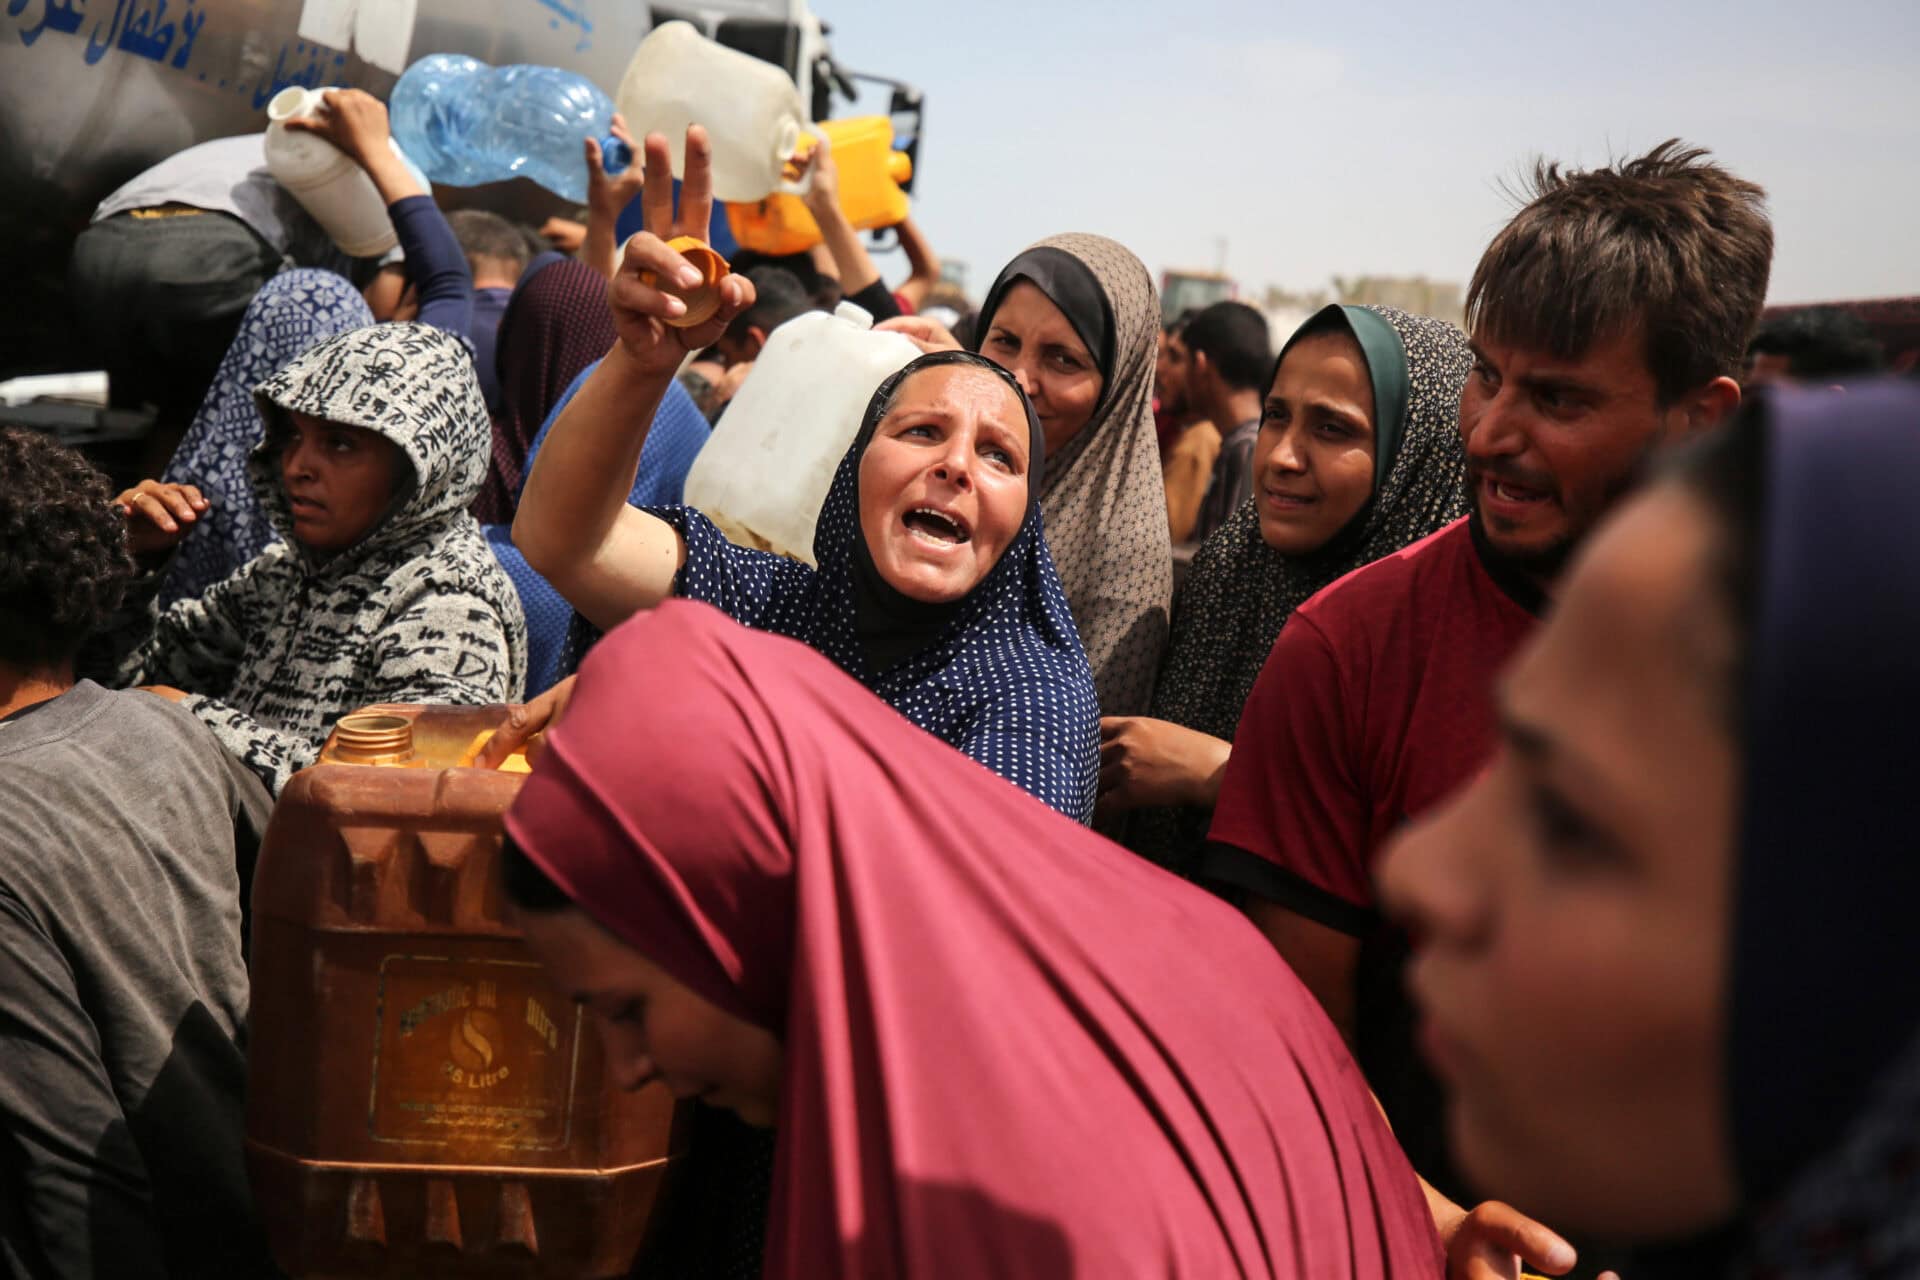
321 713 422 767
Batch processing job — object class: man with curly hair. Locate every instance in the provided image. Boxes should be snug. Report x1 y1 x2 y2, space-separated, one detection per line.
0 427 278 1276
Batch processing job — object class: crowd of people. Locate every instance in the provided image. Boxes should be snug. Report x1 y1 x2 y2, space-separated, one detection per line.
1 74 1914 1280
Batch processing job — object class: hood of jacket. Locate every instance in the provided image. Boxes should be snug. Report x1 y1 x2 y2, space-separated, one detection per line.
248 322 489 570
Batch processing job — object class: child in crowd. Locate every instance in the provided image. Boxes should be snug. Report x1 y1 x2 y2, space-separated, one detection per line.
93 323 527 794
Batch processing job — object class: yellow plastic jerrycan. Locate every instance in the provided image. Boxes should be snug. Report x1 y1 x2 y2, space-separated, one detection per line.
725 115 912 256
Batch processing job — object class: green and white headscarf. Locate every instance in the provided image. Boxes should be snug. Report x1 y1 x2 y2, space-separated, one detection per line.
1133 304 1473 876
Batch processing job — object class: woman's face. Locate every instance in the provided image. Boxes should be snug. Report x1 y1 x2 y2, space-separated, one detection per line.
858 365 1033 604
518 907 785 1128
1255 330 1378 555
278 411 405 554
1378 484 1741 1241
980 281 1104 458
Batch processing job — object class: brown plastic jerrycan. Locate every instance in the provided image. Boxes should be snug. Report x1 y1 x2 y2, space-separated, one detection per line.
247 704 687 1278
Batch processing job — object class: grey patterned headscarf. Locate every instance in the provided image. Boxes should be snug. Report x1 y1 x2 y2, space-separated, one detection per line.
975 234 1172 717
1132 305 1472 875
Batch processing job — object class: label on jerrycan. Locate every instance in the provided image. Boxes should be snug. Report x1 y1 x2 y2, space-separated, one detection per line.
368 954 584 1150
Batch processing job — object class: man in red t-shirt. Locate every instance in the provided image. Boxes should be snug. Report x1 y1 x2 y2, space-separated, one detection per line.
1205 141 1773 1209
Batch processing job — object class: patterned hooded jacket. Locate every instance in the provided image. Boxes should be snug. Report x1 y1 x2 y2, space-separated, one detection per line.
101 323 527 793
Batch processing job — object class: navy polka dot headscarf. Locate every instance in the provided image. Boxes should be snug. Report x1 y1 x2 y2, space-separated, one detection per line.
658 350 1101 822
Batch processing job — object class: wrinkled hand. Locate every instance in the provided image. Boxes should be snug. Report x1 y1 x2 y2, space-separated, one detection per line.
1442 1200 1614 1280
790 131 840 212
478 675 577 769
606 125 756 375
1097 717 1232 811
113 480 208 560
876 314 963 355
282 88 392 171
586 113 645 222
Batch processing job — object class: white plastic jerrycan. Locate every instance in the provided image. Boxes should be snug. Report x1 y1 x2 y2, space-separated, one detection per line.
614 20 817 204
264 86 401 258
684 302 921 565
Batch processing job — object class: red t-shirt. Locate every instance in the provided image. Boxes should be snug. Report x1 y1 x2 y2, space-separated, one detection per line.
1206 518 1540 925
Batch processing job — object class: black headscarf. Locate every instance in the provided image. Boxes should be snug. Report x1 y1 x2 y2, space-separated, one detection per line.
842 350 1047 673
968 234 1171 718
1622 382 1920 1280
1131 305 1472 877
1717 382 1920 1275
976 247 1116 408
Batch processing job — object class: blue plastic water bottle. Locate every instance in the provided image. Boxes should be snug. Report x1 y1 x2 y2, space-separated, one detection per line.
390 54 631 204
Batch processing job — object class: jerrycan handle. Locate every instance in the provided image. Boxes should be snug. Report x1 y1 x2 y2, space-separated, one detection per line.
774 123 829 197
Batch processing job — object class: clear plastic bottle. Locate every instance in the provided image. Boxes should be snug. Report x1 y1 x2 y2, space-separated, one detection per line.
389 54 631 203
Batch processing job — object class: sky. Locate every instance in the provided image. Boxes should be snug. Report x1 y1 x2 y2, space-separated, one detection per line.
815 0 1919 305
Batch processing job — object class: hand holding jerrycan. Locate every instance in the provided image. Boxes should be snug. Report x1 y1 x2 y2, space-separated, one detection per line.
614 20 819 203
265 86 412 258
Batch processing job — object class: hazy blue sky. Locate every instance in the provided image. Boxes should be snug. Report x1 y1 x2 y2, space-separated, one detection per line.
819 0 1918 304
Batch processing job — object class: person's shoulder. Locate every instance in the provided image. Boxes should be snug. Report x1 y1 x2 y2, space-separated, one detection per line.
0 683 232 789
390 519 522 608
1296 517 1474 624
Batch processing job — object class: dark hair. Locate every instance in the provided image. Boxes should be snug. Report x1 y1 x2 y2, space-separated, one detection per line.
499 834 574 913
1666 405 1769 729
1181 301 1272 391
1164 308 1203 338
0 427 136 670
725 266 815 343
728 249 837 311
447 209 531 275
950 309 982 350
1467 139 1773 404
1747 307 1885 380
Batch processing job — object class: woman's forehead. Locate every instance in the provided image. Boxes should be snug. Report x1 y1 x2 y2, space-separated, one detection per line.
890 364 1027 424
995 281 1085 344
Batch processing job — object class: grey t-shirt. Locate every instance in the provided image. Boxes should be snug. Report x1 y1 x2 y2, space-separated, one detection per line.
91 132 344 272
1194 417 1261 545
0 681 277 1278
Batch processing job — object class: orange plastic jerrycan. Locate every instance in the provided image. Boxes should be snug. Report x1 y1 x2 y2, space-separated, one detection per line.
725 115 913 256
246 705 687 1278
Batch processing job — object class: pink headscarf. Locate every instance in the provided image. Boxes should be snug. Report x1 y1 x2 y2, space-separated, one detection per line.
505 600 1441 1277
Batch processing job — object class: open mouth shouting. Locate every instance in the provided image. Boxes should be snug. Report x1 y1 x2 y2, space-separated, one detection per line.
902 506 973 549
1475 469 1557 520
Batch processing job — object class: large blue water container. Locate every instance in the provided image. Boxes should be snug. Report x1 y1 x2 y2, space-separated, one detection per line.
390 54 631 204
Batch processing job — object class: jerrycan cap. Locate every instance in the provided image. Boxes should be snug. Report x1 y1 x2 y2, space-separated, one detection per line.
638 236 730 329
267 85 324 124
833 300 874 329
324 713 420 767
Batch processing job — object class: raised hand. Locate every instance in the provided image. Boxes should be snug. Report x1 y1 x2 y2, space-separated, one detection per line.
605 125 756 375
113 480 208 561
790 131 840 214
586 113 646 226
282 88 424 203
282 88 392 172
